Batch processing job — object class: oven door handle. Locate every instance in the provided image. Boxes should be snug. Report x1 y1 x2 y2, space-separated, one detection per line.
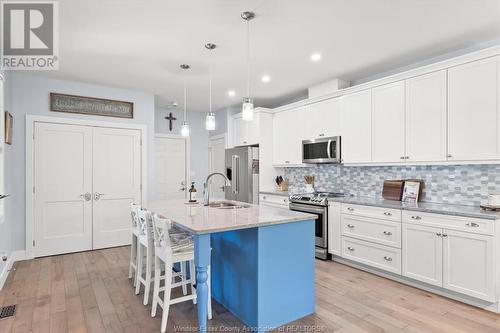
327 140 332 159
289 203 326 214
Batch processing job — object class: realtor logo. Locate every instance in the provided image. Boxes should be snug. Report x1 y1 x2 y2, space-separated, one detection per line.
1 1 59 70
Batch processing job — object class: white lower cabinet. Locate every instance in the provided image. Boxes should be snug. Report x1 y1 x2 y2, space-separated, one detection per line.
442 229 495 302
259 193 289 208
402 223 443 287
342 236 402 274
335 203 497 305
328 203 341 256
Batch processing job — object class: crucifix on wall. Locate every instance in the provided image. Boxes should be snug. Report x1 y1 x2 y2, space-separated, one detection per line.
165 112 177 131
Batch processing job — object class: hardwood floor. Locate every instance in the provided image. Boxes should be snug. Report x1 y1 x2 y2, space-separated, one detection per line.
1 246 499 333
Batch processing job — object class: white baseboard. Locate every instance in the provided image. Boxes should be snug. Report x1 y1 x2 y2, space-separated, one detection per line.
0 250 27 290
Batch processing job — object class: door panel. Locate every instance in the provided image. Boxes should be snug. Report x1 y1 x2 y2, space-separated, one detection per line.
405 70 447 162
372 81 406 163
92 127 141 249
340 90 372 163
448 56 500 160
155 136 187 200
34 123 93 257
402 223 442 287
442 229 495 301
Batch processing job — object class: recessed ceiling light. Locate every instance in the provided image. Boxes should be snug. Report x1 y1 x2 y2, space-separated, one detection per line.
311 53 322 62
261 75 271 83
228 90 236 97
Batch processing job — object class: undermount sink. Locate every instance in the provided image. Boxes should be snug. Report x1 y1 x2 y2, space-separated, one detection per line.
208 201 250 209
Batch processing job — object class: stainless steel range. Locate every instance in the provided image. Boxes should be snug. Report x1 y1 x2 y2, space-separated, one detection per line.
289 192 345 260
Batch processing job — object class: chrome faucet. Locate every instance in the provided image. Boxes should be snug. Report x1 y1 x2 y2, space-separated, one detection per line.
204 172 231 206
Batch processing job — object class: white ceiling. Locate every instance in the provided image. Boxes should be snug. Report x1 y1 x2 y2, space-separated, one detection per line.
36 0 500 112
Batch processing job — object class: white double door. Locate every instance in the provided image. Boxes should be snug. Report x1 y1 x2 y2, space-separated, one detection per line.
34 122 142 257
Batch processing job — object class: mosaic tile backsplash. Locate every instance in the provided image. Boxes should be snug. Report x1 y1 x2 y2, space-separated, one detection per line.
284 164 500 207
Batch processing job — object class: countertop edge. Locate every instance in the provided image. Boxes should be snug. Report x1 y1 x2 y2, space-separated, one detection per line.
172 214 318 235
259 190 289 197
329 198 499 221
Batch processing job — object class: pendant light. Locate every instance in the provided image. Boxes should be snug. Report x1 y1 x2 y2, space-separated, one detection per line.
241 11 255 121
205 43 216 131
180 64 190 137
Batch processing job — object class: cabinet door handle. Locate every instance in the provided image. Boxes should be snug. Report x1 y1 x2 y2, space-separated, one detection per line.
318 133 325 137
347 246 355 251
285 161 290 164
383 212 392 216
347 207 354 211
400 156 405 160
465 222 479 228
411 215 422 220
383 231 392 236
405 156 410 160
436 232 442 237
263 196 267 200
447 154 452 158
442 234 448 237
383 256 393 262
347 224 355 229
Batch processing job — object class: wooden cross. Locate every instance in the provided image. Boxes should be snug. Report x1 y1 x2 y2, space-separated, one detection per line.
165 112 177 131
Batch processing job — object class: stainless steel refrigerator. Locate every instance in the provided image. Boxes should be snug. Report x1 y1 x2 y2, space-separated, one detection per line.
225 146 259 204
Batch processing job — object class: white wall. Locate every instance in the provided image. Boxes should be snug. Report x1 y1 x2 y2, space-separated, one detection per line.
155 107 210 187
6 73 156 252
0 70 13 278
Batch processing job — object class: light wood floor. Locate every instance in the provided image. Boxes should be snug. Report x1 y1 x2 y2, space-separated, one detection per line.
1 246 500 333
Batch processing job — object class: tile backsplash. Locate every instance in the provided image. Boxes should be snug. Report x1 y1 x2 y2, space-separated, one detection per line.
284 164 500 206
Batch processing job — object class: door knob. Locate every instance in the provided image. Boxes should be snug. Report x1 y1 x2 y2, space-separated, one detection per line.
80 193 92 201
94 192 105 201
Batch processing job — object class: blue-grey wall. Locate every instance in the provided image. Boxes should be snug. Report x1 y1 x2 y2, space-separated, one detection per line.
285 164 500 207
155 107 211 186
4 73 156 254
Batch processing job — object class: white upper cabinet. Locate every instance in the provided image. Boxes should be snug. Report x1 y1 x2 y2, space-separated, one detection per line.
372 81 406 163
340 90 372 163
231 111 269 147
273 107 305 166
448 56 500 161
405 70 447 162
305 98 341 140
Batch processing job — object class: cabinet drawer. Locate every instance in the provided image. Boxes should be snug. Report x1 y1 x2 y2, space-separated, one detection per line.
341 236 402 274
341 215 401 248
342 203 401 222
259 193 289 207
402 211 494 235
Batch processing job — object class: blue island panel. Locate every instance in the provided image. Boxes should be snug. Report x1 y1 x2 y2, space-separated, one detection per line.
210 219 315 331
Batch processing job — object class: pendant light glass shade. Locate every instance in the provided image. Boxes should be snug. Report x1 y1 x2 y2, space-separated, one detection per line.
180 121 190 137
242 97 254 121
205 112 216 131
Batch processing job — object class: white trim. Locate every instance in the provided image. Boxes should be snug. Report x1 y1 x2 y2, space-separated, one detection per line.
0 250 26 290
154 133 191 200
25 115 148 259
272 44 500 113
208 133 227 147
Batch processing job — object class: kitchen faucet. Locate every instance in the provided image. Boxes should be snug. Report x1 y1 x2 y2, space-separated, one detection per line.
204 172 231 206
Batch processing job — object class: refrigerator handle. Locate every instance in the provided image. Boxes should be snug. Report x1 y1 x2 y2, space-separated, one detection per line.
234 155 240 194
231 155 239 195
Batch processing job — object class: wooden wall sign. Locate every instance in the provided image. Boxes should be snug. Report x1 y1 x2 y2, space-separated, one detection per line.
50 93 134 119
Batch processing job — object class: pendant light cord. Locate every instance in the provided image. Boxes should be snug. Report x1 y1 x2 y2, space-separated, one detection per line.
246 18 250 98
209 52 212 113
183 75 187 122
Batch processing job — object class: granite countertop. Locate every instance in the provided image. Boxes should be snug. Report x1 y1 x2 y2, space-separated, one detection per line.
329 196 500 221
260 190 289 197
146 199 316 234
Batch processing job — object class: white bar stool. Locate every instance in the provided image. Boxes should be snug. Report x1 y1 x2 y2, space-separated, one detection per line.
150 213 212 333
128 203 141 287
135 207 156 305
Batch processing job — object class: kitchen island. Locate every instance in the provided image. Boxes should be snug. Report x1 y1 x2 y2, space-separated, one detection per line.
147 199 317 332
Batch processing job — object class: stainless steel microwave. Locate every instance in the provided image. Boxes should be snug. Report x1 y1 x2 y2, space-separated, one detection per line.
302 136 341 164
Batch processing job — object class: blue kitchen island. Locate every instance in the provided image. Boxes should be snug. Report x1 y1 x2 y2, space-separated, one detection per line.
148 199 317 332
